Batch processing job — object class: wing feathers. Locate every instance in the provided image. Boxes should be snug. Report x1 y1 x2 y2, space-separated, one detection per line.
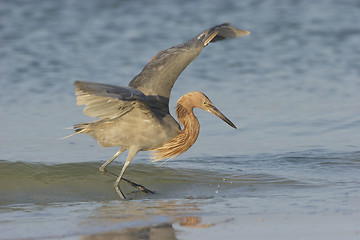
73 24 249 120
129 23 250 112
210 23 250 42
74 81 148 119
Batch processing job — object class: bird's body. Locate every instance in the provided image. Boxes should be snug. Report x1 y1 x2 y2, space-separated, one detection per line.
74 89 180 151
69 23 250 199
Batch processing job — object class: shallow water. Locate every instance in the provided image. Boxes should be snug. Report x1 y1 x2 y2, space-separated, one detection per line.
1 0 360 239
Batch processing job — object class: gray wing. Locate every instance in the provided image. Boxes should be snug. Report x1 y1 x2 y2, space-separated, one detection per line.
74 81 150 119
129 23 250 112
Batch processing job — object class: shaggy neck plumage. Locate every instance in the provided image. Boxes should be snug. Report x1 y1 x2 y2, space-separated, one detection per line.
151 101 200 161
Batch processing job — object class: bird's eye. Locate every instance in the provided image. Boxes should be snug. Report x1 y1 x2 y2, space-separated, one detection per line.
203 101 207 105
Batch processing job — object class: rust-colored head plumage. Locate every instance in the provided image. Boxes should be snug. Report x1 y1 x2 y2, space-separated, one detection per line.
151 92 236 162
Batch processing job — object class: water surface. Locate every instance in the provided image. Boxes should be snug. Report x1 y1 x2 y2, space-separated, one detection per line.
1 0 360 239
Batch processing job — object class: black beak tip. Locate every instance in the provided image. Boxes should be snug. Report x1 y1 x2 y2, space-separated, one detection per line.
207 105 237 130
229 122 237 129
223 118 237 129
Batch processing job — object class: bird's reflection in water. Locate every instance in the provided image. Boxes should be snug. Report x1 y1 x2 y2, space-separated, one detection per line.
81 200 229 240
178 216 214 228
82 223 176 240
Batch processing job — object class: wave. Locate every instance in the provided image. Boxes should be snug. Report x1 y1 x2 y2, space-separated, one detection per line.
3 151 358 205
0 160 308 205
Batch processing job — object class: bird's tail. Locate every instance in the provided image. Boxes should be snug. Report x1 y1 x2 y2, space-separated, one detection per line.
196 22 250 46
59 123 89 139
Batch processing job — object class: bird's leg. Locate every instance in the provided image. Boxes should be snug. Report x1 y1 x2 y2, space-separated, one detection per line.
114 148 139 199
99 148 126 173
99 147 154 195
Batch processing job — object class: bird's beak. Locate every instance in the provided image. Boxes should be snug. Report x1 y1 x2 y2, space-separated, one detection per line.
207 105 237 129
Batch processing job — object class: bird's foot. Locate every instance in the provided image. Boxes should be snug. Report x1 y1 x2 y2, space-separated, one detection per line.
121 178 156 194
104 169 155 198
99 166 107 174
103 170 155 194
114 183 126 199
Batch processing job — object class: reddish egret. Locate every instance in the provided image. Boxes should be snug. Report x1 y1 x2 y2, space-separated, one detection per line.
69 23 250 199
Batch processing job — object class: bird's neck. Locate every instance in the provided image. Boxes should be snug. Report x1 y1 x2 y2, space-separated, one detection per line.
176 102 200 143
151 101 200 161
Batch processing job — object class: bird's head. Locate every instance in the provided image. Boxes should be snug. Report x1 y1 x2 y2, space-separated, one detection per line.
181 91 237 129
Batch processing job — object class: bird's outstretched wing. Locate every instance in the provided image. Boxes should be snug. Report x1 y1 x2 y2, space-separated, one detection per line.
74 81 149 120
129 23 250 112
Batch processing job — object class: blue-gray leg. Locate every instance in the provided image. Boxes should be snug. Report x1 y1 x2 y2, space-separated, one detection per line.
99 148 126 173
114 147 139 199
99 148 155 199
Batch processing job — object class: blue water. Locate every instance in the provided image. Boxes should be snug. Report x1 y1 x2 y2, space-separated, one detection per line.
1 0 360 239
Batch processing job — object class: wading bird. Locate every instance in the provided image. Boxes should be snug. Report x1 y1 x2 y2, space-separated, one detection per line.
68 23 250 199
